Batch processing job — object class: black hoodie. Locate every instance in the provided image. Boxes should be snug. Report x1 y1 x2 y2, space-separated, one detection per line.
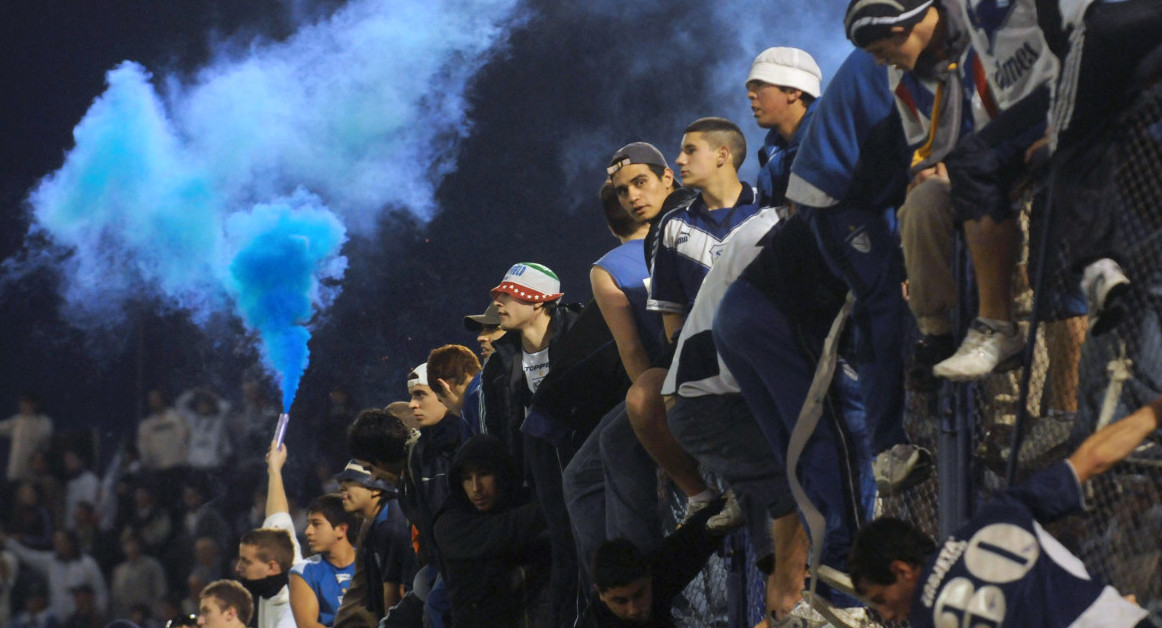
433 435 551 627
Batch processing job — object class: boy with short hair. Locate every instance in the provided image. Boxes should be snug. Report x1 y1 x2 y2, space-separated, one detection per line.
197 580 253 628
427 344 483 433
849 394 1161 626
289 494 359 628
335 411 414 628
581 501 726 627
625 118 764 526
236 443 303 628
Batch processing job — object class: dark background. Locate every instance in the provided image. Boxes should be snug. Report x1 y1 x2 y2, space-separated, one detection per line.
0 0 850 468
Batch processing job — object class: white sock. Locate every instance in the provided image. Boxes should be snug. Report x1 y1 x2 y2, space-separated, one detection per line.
688 489 717 505
978 317 1016 335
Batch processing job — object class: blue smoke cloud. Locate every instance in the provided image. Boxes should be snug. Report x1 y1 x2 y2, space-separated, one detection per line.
19 0 525 411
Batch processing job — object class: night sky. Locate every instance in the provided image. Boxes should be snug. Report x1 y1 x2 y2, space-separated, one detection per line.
0 0 853 465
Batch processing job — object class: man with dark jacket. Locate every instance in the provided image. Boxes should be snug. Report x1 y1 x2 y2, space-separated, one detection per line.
579 500 726 627
480 262 627 627
434 435 550 627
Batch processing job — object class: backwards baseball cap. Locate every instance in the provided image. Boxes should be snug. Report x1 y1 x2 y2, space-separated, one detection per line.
407 363 429 389
844 0 935 48
746 47 823 98
333 459 393 491
464 302 501 331
607 142 668 178
490 263 564 303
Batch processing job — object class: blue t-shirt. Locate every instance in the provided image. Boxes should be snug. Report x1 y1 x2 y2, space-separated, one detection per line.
647 185 766 315
908 461 1147 627
290 554 356 626
594 239 664 361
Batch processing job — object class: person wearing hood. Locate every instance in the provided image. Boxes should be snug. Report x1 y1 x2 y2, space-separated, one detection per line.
434 434 550 627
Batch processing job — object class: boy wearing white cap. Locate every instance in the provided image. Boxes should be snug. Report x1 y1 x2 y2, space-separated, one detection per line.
746 46 823 206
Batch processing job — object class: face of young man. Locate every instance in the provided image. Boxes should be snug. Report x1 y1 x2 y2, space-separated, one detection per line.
235 544 277 581
857 561 921 622
461 469 499 512
304 512 344 555
339 481 377 517
477 325 506 359
597 576 653 623
675 132 721 189
610 163 674 222
747 81 795 130
492 292 541 332
408 384 448 428
197 596 235 628
862 11 937 72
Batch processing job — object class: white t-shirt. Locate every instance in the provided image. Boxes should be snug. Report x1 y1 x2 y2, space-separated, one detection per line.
522 347 550 396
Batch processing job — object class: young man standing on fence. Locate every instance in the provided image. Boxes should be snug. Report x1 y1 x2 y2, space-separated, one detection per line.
563 180 666 582
849 394 1162 627
843 0 1058 383
716 48 917 611
626 118 764 527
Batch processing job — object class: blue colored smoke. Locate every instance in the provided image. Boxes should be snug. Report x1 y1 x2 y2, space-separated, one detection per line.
225 192 347 411
20 0 526 411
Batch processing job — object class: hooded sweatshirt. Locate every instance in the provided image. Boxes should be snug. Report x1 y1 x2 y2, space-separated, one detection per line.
433 435 550 627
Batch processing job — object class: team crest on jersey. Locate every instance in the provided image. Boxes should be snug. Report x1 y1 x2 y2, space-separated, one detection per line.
848 229 872 254
965 0 1017 54
709 243 725 260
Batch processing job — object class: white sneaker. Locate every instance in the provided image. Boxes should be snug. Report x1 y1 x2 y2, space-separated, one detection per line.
872 444 933 495
706 489 745 533
770 599 830 628
932 319 1024 381
1081 258 1130 336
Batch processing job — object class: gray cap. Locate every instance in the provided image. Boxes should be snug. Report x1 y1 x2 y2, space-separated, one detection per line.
464 302 501 331
333 459 393 491
607 142 668 177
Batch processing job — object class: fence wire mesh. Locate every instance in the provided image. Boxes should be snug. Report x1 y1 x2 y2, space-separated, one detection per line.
706 78 1162 628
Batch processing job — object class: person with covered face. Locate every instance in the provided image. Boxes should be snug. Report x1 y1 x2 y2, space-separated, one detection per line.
434 434 550 627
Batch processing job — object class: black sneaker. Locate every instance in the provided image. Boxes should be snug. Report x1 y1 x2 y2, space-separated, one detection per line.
906 333 955 392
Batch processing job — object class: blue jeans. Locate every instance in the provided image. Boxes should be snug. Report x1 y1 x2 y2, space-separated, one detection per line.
666 393 794 559
562 402 661 580
714 278 868 574
801 205 909 455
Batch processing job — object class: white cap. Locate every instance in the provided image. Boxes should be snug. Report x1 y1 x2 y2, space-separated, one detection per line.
407 363 429 389
746 47 823 98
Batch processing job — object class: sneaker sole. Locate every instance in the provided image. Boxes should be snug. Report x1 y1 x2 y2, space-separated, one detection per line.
935 351 1024 381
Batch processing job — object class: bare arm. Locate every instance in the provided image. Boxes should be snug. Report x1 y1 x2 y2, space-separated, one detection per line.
289 573 327 628
662 312 686 344
266 441 289 517
1069 395 1162 484
382 581 401 610
591 266 652 382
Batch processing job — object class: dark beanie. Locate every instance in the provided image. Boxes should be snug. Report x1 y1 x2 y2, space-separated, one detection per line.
845 0 935 47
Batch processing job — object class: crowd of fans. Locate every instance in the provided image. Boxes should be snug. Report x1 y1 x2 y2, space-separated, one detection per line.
3 0 1162 626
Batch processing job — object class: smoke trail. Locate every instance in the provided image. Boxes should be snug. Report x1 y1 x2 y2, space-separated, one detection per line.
17 0 526 411
224 192 347 411
550 0 852 203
